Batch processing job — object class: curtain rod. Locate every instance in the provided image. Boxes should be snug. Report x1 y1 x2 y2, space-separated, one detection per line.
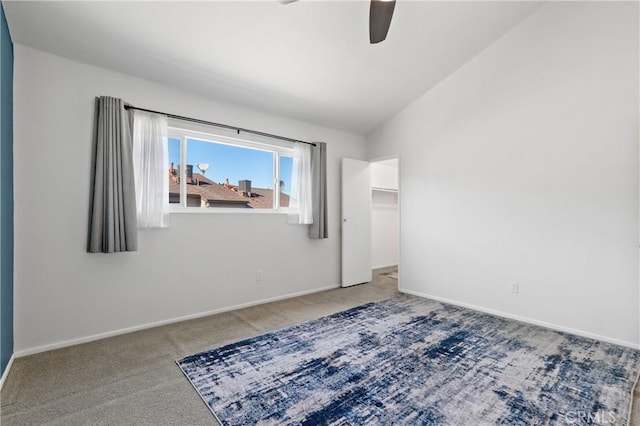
124 105 316 147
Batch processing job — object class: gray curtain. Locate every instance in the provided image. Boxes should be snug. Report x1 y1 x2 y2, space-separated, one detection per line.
309 142 328 239
87 96 138 253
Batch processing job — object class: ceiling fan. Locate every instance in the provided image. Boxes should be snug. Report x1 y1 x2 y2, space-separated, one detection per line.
368 0 396 43
279 0 396 44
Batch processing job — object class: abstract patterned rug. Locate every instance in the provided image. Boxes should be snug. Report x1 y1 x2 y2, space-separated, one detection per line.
177 295 640 425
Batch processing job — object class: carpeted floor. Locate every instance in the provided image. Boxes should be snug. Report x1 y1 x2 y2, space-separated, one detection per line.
1 268 639 425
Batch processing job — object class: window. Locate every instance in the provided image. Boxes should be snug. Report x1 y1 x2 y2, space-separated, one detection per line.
167 127 298 211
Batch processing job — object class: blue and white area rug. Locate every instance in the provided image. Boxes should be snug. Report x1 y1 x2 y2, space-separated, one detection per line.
177 296 640 425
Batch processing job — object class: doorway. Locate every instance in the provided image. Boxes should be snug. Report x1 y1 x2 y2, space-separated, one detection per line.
370 157 399 287
341 156 399 288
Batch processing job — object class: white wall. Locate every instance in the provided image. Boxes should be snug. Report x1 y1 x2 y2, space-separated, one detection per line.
370 160 398 191
366 2 639 346
13 45 365 355
370 160 399 269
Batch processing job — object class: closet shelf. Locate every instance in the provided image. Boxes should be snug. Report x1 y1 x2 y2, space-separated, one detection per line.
371 187 398 193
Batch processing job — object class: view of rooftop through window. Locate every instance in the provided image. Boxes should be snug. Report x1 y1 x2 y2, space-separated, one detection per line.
168 137 294 209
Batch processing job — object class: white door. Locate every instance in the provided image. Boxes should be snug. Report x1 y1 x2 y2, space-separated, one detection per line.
342 158 372 287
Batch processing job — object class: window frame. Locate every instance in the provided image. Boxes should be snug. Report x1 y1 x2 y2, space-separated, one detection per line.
167 126 298 214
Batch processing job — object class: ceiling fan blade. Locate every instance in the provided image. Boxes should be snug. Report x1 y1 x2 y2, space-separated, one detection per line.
369 0 396 44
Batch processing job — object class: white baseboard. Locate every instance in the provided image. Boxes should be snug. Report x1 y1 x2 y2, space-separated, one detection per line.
15 284 340 357
0 354 15 391
400 287 640 350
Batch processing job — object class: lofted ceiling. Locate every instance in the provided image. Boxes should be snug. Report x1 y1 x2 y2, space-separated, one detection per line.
3 1 542 135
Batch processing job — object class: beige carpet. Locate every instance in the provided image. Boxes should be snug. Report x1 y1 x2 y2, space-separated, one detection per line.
1 268 638 425
0 269 397 425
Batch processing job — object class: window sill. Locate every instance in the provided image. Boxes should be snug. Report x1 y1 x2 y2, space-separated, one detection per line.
168 207 295 215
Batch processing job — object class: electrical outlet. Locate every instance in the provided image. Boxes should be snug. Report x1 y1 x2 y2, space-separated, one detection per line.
256 270 263 282
509 281 519 294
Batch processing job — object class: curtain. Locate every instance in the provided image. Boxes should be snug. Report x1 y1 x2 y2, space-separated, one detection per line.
87 96 138 253
309 142 328 239
132 110 169 228
289 142 313 224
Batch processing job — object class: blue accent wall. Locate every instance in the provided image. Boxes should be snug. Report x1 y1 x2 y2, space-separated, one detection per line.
1 2 14 377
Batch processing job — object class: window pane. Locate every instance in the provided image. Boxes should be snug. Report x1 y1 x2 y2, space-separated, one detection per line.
184 138 275 209
279 155 293 208
168 137 181 204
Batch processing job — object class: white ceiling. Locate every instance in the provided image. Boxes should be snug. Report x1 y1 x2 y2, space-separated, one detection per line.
3 0 542 135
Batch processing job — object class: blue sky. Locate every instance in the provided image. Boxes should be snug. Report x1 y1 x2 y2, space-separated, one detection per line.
169 138 293 194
